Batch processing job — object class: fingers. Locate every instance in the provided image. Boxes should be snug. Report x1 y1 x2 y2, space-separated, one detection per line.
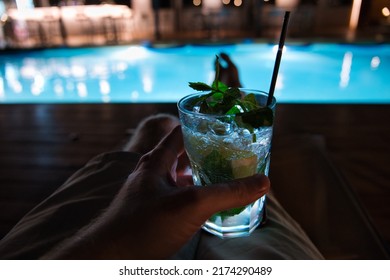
196 174 270 218
215 58 223 73
124 114 180 154
137 125 184 175
217 53 234 70
219 52 232 65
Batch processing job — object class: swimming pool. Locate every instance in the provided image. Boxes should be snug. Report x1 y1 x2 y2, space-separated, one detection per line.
0 42 389 104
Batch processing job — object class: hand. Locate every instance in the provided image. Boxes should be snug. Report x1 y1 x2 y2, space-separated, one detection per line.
46 126 270 259
217 52 242 88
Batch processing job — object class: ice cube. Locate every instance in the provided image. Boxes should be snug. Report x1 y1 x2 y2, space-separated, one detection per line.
209 119 235 136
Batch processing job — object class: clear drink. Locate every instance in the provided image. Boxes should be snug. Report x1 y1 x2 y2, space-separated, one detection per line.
178 89 275 238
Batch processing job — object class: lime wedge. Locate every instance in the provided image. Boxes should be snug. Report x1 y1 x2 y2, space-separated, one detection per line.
231 154 258 179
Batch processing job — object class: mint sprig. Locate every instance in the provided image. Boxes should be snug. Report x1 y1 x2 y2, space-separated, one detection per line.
188 55 274 130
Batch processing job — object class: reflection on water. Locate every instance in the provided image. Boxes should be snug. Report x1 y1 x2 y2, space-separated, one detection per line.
339 52 352 88
0 43 389 104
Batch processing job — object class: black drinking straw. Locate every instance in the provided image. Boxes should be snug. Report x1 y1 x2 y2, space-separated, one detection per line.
267 11 291 106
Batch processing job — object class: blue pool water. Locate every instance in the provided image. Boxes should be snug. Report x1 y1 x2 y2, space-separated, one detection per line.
0 42 389 104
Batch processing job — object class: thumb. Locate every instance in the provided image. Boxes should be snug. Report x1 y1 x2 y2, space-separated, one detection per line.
195 174 270 219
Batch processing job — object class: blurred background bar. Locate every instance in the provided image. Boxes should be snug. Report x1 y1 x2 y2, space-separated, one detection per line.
0 0 389 49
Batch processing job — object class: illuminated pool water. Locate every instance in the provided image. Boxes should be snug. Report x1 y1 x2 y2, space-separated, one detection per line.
0 42 389 104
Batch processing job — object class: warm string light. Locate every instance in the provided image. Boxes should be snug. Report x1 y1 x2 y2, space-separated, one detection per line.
195 0 243 7
349 0 362 30
234 0 242 7
382 7 390 17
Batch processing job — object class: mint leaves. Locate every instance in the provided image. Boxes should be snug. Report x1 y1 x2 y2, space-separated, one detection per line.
202 150 233 184
188 55 273 130
201 149 247 220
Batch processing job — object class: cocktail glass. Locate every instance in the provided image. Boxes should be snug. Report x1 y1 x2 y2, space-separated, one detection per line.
178 89 276 238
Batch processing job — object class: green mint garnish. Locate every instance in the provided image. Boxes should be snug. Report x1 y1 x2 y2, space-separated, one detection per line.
202 150 232 184
201 149 246 220
189 55 273 130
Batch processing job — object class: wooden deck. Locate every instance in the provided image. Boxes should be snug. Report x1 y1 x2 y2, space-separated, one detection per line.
0 103 389 258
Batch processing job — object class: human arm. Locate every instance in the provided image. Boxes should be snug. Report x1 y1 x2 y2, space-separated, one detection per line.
43 126 269 259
